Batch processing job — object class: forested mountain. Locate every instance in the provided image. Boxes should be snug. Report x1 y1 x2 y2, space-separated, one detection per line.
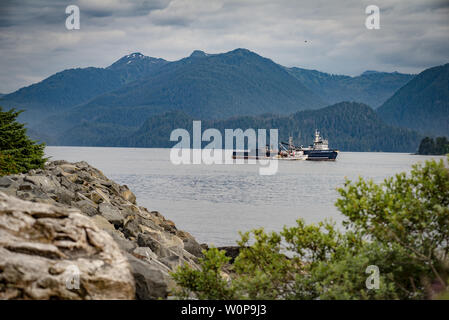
24 48 329 141
59 102 421 152
287 68 414 108
75 49 326 120
2 67 122 113
0 53 168 125
377 63 449 137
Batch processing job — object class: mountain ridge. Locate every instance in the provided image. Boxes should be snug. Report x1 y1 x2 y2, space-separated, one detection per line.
57 102 421 153
377 63 449 137
0 53 168 125
75 48 326 120
286 67 414 108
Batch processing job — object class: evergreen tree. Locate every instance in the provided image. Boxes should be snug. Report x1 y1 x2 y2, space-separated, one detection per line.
0 107 46 175
435 137 449 154
418 137 435 155
418 136 449 155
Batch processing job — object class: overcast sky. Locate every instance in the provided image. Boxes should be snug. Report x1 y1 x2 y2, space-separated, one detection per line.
0 0 448 93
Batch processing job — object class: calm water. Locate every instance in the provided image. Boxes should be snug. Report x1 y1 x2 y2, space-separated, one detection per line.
45 147 443 246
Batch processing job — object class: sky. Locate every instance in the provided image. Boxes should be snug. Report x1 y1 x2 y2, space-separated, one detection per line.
0 0 448 93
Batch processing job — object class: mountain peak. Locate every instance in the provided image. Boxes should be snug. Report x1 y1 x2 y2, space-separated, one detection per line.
228 48 255 56
361 70 381 76
114 52 149 63
361 70 402 76
190 50 207 58
107 52 167 70
126 52 145 59
189 48 257 59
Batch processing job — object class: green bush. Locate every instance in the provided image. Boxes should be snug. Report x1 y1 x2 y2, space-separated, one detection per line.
171 247 235 299
171 157 449 299
0 107 46 175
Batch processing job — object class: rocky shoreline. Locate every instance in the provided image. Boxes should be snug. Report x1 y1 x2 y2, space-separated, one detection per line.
0 160 203 299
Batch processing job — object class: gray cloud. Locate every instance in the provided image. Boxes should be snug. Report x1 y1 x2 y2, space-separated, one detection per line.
0 0 448 93
78 0 172 18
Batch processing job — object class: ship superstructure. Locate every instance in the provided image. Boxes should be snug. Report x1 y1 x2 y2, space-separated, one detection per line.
300 130 338 161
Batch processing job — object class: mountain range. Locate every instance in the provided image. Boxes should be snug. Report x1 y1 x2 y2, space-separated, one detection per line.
0 52 168 127
287 68 413 108
0 48 447 151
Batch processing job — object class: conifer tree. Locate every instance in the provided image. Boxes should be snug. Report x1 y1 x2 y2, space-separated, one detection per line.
0 107 46 175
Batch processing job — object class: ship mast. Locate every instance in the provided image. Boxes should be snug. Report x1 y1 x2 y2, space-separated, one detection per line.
314 129 321 144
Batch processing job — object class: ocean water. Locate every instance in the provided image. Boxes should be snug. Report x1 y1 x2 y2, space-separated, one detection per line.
45 147 444 246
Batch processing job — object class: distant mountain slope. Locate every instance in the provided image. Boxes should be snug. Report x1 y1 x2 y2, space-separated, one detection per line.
32 49 327 141
377 63 449 137
0 53 168 125
78 49 326 120
59 102 420 152
287 68 414 108
1 68 121 112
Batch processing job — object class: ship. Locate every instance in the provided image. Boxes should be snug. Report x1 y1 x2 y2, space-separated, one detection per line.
233 130 337 161
276 137 308 160
300 130 338 161
232 138 308 161
280 130 338 161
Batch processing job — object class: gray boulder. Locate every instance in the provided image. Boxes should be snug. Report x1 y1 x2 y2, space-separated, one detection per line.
98 202 124 227
0 192 135 300
125 253 172 300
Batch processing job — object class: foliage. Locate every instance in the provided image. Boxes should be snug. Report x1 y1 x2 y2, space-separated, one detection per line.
231 229 296 299
336 157 449 296
418 136 449 155
0 153 18 176
171 247 235 300
0 107 46 175
171 157 449 299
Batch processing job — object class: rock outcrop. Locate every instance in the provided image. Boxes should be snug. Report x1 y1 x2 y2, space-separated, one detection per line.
0 161 203 299
0 192 135 299
217 246 245 264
